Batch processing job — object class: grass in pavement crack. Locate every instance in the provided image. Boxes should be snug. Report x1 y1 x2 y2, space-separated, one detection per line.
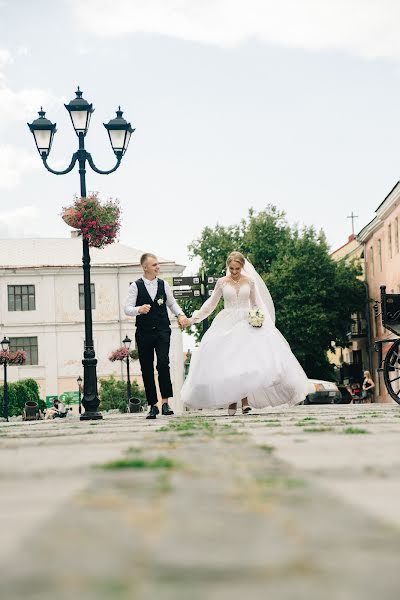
99 456 176 470
296 419 319 426
157 419 214 434
343 426 370 434
258 474 306 489
259 444 275 453
303 426 334 433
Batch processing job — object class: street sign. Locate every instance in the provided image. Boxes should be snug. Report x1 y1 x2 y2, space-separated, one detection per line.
173 276 201 286
173 289 201 299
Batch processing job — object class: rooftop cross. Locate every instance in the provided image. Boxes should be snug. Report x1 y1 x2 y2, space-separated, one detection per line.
347 211 359 235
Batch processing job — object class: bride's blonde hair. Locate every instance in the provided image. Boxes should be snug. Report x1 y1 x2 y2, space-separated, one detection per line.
226 251 245 268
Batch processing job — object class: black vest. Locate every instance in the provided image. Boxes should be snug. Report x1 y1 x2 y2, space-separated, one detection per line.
135 278 170 332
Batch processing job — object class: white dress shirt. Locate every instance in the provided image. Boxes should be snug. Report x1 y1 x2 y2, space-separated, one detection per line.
124 277 183 318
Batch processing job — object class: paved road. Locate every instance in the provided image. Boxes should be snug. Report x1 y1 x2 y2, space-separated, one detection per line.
1 403 400 599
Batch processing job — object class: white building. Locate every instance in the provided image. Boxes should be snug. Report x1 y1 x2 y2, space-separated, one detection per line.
0 234 185 411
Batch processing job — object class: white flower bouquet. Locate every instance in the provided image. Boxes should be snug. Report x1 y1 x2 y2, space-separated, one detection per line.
248 308 265 328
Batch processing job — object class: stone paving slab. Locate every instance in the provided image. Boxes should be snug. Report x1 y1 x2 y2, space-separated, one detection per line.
1 405 400 598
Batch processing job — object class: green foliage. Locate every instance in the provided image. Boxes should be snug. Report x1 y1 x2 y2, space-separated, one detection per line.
0 378 41 417
129 348 139 361
99 375 147 413
343 426 369 434
100 456 176 470
187 205 365 378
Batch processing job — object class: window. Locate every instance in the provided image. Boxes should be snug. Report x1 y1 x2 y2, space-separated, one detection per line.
79 283 96 310
388 224 392 259
395 217 399 254
377 239 382 271
9 337 38 365
370 246 374 276
8 285 35 311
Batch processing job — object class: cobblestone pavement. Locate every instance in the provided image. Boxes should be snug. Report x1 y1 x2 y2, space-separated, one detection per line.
1 403 400 599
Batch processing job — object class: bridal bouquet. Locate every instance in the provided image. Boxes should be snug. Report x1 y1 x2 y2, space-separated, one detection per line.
248 308 265 328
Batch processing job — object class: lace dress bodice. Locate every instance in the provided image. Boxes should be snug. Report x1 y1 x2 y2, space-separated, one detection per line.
189 277 257 325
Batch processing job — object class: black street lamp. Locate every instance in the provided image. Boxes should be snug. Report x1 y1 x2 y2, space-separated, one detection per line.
1 337 10 422
77 375 83 415
122 335 132 400
28 88 135 421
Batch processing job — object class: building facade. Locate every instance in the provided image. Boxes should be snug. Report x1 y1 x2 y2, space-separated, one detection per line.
358 182 400 402
329 234 370 386
0 235 186 411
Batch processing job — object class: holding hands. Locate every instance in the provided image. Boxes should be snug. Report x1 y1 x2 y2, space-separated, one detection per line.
138 305 190 328
178 314 190 329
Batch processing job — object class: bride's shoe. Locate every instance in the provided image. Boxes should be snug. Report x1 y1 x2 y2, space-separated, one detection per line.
228 403 237 416
242 406 251 414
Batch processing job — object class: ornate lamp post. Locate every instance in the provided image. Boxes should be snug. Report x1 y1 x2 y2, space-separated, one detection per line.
77 375 83 415
28 88 134 421
1 337 10 422
122 335 132 400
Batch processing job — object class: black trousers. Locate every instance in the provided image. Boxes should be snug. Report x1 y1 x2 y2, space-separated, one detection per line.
135 327 173 406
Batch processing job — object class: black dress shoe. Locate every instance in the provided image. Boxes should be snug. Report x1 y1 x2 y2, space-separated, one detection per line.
162 403 174 416
146 405 160 420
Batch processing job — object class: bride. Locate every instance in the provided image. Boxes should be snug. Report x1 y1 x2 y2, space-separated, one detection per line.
181 251 314 415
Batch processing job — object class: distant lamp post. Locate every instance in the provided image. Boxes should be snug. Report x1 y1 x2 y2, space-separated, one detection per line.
1 337 10 422
28 87 135 421
122 335 132 400
77 375 83 415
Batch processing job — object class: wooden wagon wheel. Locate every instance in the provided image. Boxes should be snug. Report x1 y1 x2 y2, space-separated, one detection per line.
383 339 400 404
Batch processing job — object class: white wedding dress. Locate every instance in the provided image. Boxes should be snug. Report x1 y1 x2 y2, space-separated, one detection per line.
181 275 314 410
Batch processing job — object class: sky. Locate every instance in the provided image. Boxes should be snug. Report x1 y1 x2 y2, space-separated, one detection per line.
2 0 400 269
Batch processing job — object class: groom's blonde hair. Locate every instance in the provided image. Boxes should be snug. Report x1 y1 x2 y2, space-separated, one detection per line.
140 252 157 266
226 251 245 267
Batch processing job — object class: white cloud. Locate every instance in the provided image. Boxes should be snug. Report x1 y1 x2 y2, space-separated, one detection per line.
0 48 13 69
0 145 39 190
16 46 29 56
0 81 59 123
0 205 40 238
72 0 400 60
0 47 60 190
0 47 59 125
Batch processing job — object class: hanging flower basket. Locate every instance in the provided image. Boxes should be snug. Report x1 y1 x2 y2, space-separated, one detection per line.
61 193 121 249
0 350 27 365
109 347 139 362
62 207 80 228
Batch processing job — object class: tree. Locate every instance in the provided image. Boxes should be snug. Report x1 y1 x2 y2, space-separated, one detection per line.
99 375 147 412
186 206 365 379
0 378 43 417
185 205 290 341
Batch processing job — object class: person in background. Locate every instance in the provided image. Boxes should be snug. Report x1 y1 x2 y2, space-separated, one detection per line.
45 398 67 419
362 370 375 403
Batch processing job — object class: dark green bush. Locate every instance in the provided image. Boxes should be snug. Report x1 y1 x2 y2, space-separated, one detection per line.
99 375 147 413
0 378 42 417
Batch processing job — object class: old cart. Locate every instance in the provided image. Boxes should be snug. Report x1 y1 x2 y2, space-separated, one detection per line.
379 286 400 403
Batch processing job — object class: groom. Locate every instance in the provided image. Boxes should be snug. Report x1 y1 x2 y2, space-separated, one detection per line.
124 253 189 419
